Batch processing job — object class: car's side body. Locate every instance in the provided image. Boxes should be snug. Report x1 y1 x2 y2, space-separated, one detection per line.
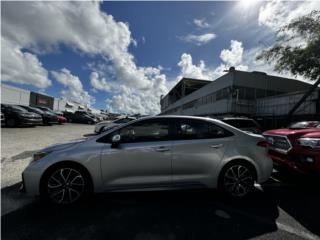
22 116 272 198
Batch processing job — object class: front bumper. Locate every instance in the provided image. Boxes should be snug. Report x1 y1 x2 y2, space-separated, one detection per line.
269 148 320 175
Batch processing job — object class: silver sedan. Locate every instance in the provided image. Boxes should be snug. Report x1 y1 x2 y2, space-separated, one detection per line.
22 115 273 204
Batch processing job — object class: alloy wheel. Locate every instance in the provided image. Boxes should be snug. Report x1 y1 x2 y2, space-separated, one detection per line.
223 164 254 197
47 168 85 204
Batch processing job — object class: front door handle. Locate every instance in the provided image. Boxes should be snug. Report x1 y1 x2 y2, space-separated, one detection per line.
210 144 223 149
154 146 170 152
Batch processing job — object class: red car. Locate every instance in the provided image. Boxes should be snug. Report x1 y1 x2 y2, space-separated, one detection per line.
263 121 320 175
57 115 67 124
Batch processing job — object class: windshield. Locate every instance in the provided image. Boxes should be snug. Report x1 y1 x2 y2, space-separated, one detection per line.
288 121 320 129
10 105 29 112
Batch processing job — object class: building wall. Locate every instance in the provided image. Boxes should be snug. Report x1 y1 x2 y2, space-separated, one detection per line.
1 84 31 106
256 90 320 116
161 70 314 117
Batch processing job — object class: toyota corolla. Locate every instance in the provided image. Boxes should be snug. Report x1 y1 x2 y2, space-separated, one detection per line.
22 116 272 204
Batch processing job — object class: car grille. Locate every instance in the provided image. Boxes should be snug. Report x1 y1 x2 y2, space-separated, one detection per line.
265 135 292 152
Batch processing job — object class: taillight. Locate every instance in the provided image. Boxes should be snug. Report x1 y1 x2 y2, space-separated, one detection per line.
257 141 270 148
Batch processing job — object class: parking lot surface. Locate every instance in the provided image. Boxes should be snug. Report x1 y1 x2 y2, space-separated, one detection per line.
1 124 320 240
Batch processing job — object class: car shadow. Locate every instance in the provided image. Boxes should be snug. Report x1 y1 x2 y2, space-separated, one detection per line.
263 171 320 237
2 188 279 240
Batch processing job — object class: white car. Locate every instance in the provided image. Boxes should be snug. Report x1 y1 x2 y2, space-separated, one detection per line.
22 115 273 204
94 117 136 133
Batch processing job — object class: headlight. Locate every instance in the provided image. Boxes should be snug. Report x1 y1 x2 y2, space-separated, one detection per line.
33 151 51 162
297 138 320 149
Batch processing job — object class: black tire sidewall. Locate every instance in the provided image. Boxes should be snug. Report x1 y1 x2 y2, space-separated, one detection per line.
40 164 92 205
218 162 255 198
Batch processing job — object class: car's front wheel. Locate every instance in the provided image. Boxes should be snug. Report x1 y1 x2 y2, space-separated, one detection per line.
41 165 92 204
219 162 255 198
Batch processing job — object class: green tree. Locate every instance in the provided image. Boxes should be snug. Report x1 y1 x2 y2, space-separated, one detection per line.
257 10 320 81
257 11 320 118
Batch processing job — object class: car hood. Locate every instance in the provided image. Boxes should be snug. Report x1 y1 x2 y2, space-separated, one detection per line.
264 128 320 136
42 138 87 152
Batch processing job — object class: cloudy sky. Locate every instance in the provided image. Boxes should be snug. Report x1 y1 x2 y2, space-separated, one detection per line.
2 1 320 114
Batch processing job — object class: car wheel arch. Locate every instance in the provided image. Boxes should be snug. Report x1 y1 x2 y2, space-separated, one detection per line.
39 160 94 196
218 158 258 185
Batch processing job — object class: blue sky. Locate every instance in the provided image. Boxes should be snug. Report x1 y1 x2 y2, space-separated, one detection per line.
2 1 319 114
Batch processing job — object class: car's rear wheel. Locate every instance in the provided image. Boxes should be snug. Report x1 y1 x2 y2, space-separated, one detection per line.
219 162 255 198
41 165 91 204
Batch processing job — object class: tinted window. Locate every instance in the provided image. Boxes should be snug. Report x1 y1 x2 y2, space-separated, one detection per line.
118 119 169 143
177 119 233 140
114 118 134 124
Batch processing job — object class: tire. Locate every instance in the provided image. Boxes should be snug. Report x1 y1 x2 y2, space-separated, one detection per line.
40 163 92 205
6 118 17 127
218 161 255 198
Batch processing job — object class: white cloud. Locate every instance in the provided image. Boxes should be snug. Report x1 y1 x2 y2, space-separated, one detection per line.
2 1 170 113
259 1 320 31
1 37 51 88
90 72 113 92
51 68 95 106
177 53 208 80
193 18 210 28
220 40 244 66
176 40 250 83
179 33 216 46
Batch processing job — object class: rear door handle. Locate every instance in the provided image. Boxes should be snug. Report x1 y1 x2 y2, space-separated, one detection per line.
210 144 223 149
154 146 170 152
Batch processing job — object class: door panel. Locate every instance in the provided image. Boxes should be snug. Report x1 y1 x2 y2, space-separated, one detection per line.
171 119 234 186
101 141 172 188
99 118 173 189
172 138 232 185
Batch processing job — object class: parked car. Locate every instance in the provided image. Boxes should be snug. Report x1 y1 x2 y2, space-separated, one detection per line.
66 111 97 124
1 112 5 126
20 105 58 125
263 121 320 175
94 117 136 133
220 117 262 134
21 115 272 204
1 104 43 127
57 115 67 124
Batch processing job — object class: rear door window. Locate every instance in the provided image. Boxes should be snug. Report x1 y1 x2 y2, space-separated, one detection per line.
176 119 233 140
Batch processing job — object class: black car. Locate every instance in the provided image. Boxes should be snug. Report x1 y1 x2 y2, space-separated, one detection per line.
68 111 97 124
1 112 5 126
20 105 58 125
220 117 262 134
1 104 43 127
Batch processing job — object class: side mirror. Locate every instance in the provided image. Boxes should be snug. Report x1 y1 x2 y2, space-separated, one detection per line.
111 134 121 148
